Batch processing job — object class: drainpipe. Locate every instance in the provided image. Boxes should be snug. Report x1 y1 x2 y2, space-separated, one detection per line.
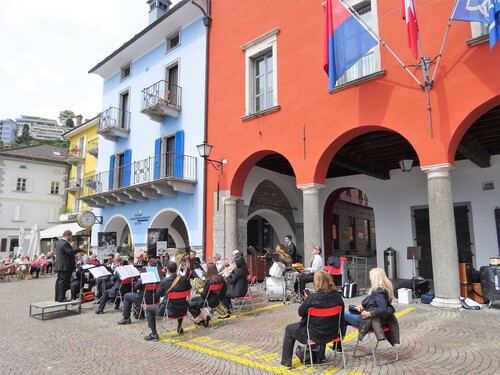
191 0 211 261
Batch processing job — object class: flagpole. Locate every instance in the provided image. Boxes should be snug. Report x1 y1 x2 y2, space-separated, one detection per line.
430 2 458 83
339 0 424 88
416 26 435 138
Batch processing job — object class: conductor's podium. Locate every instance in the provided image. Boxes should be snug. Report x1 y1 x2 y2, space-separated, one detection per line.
30 300 81 320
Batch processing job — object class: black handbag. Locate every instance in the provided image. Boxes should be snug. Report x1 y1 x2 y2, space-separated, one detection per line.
348 304 360 314
295 344 320 365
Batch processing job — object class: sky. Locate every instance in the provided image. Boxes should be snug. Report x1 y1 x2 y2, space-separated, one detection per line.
0 0 155 123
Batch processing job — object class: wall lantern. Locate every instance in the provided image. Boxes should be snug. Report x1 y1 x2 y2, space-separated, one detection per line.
399 159 414 172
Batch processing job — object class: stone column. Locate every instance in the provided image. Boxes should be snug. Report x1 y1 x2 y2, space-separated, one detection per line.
421 163 461 309
297 183 324 267
224 197 239 256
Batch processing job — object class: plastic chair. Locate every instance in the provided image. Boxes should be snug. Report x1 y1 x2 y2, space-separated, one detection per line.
297 305 346 373
163 289 192 339
352 324 399 365
233 275 257 317
138 282 160 319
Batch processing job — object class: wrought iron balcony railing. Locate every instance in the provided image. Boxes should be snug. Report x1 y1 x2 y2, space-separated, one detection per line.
98 107 130 140
141 80 182 122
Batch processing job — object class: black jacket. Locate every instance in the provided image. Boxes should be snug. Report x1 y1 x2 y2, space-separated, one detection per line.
156 274 191 318
55 238 80 272
225 260 248 298
297 290 345 344
202 277 227 308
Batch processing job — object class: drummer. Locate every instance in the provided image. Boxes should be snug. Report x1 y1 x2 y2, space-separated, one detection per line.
296 245 324 297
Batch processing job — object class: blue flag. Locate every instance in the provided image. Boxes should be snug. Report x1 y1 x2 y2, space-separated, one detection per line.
451 0 500 49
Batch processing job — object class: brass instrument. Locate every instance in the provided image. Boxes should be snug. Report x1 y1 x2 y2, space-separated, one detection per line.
214 303 228 317
221 261 236 278
291 262 306 273
192 277 205 294
276 248 292 264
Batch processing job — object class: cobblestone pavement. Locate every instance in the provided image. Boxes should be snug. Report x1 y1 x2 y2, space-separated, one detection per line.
2 275 500 375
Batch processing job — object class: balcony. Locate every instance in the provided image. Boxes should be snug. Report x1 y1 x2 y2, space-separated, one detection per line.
65 177 82 193
98 107 130 141
87 139 98 157
67 148 85 165
78 152 197 208
141 80 182 122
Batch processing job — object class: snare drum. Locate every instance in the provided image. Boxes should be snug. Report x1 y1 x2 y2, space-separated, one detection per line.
284 270 301 291
266 277 285 301
269 261 286 278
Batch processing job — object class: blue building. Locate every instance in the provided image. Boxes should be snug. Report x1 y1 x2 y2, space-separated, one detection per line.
81 0 208 259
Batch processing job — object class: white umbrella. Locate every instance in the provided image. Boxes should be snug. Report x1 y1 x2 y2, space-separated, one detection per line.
27 224 41 260
17 227 25 258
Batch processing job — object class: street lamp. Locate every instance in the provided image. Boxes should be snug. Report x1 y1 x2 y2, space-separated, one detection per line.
197 141 224 173
399 159 414 172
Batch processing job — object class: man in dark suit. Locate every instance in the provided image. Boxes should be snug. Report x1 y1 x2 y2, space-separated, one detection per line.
54 230 84 302
144 261 191 341
285 235 298 263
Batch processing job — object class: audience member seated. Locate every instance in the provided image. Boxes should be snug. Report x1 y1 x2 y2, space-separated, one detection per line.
144 261 191 341
45 251 55 274
280 270 345 369
220 251 248 318
189 262 227 327
16 255 30 279
30 254 48 279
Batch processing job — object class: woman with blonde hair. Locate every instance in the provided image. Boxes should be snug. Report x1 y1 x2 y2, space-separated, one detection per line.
280 270 344 369
343 268 399 344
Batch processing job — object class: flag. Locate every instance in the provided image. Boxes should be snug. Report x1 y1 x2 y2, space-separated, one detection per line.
323 0 378 91
451 0 500 49
402 0 419 59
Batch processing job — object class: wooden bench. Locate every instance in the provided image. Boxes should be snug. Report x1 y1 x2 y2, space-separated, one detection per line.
30 300 81 320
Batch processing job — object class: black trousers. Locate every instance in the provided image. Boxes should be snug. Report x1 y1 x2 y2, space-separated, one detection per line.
298 273 314 295
281 322 327 364
122 292 141 319
146 304 183 336
55 271 72 302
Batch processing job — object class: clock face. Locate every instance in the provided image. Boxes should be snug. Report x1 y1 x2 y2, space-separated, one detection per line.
78 211 96 228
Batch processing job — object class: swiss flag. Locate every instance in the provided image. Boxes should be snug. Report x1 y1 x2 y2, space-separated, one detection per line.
402 0 419 59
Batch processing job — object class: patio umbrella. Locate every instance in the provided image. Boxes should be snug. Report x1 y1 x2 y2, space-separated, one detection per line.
27 224 41 260
17 227 25 258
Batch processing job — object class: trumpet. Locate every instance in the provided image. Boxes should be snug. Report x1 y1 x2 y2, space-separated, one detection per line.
221 261 236 278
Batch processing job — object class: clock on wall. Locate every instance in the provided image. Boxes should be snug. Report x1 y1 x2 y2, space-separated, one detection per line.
77 210 97 228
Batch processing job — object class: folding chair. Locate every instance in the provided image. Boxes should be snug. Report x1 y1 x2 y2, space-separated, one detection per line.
163 290 192 340
233 275 257 317
352 324 399 365
298 305 347 374
113 277 133 309
138 282 160 319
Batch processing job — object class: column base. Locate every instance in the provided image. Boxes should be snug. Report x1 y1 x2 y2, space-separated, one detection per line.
430 297 462 309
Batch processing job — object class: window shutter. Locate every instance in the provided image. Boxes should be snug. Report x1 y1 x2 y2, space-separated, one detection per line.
123 149 132 187
174 130 184 178
154 138 161 179
13 205 23 221
108 154 115 190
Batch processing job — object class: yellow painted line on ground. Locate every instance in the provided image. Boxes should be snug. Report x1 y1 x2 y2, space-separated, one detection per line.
160 305 415 374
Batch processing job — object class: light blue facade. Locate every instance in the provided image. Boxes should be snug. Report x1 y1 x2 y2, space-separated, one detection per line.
85 2 206 257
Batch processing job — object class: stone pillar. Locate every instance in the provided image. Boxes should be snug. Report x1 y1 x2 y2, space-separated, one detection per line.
297 183 324 267
224 197 239 256
421 163 461 309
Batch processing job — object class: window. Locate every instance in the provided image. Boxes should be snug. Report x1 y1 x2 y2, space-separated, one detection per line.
337 2 378 85
242 28 279 116
364 219 371 250
154 130 184 179
166 30 180 51
332 214 339 250
165 63 179 105
16 178 27 191
119 90 130 129
348 217 356 250
121 62 131 80
50 182 60 195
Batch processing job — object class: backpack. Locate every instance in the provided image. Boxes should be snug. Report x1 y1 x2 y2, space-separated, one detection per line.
326 256 341 268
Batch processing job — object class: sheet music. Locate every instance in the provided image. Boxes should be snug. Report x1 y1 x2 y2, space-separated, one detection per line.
82 264 95 270
89 266 111 279
140 271 159 284
145 266 160 282
194 268 205 280
201 263 207 272
115 264 140 279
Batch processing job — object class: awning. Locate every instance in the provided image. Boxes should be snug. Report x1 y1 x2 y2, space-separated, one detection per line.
38 222 87 240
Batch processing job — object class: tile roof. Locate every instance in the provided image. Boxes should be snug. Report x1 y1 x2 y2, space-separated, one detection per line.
0 144 68 164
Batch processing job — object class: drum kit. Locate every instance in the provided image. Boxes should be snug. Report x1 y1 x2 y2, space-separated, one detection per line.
265 252 302 303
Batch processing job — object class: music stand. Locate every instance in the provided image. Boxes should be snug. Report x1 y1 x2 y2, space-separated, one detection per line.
407 246 422 301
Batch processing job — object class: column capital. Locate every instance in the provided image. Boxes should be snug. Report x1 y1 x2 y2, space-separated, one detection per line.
297 183 325 193
421 163 454 178
224 196 240 205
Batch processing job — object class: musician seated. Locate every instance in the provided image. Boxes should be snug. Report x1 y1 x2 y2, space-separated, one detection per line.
134 254 147 268
296 246 324 297
189 262 227 326
188 250 202 279
95 259 130 314
144 261 191 341
70 257 96 300
221 251 249 318
213 254 225 273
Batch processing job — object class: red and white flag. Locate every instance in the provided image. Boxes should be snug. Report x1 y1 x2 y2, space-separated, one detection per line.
402 0 419 59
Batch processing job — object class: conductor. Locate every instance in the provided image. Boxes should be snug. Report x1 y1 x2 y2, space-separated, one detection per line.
55 230 84 303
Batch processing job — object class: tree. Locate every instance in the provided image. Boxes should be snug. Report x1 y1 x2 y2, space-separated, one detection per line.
14 124 33 146
59 110 75 127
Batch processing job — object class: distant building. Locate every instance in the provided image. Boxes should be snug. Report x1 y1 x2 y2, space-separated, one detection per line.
15 115 68 141
0 144 69 254
0 119 17 143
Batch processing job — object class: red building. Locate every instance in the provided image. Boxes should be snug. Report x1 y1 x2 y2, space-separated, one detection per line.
204 0 500 308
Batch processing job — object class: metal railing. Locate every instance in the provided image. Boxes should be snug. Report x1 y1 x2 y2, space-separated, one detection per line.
87 138 98 155
98 107 131 132
141 80 182 111
66 177 82 190
80 151 197 196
